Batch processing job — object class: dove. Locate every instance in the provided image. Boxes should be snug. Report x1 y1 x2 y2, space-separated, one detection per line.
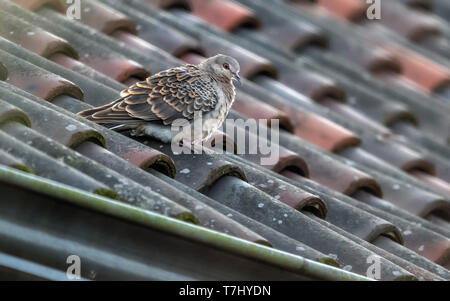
78 54 240 146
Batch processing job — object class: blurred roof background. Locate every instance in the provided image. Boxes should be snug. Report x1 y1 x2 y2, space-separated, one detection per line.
0 0 449 281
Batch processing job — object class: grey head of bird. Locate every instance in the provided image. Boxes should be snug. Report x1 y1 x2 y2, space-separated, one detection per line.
198 54 241 85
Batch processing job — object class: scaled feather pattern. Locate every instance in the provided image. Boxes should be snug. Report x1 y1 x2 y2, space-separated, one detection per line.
78 65 220 126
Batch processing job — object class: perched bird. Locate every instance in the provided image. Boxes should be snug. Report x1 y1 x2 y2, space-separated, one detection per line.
78 54 240 145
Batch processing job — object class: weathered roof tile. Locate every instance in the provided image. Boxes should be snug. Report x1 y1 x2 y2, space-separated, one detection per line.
1 0 449 281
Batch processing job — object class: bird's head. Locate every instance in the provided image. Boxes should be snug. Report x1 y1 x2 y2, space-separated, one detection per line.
200 54 241 85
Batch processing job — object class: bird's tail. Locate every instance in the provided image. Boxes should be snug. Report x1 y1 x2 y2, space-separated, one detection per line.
77 98 144 130
77 98 123 121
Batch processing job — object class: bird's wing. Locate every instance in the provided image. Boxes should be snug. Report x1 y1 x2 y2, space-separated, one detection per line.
82 65 219 125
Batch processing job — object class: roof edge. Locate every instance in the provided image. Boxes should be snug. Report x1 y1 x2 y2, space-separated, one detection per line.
0 164 373 281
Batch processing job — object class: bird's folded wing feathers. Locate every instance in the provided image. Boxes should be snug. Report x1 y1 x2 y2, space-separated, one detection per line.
78 65 219 125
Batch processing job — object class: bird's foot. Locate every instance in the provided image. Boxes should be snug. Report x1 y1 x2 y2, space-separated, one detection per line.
130 125 146 137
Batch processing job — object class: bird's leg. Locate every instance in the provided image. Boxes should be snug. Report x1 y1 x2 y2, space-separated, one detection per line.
131 123 173 144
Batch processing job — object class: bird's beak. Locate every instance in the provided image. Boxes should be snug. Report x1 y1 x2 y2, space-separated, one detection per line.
233 73 241 86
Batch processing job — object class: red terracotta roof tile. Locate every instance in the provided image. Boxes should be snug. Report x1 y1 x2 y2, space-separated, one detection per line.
189 0 259 31
75 0 137 35
293 111 361 152
362 136 436 175
130 19 200 57
247 77 362 152
233 91 294 132
253 11 328 52
179 51 205 65
79 53 150 83
1 50 83 102
381 181 450 220
383 45 450 93
315 0 368 21
224 122 310 177
145 0 190 10
318 98 393 136
276 65 346 102
183 43 278 79
0 10 78 59
377 1 442 42
10 0 66 12
412 171 450 198
328 37 402 74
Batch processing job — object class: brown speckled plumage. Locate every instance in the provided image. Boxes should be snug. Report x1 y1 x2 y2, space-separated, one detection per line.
78 54 240 143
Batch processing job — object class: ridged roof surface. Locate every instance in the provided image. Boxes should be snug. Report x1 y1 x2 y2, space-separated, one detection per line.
0 0 449 281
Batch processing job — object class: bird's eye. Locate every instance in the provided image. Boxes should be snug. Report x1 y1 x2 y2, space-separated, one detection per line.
223 63 230 70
